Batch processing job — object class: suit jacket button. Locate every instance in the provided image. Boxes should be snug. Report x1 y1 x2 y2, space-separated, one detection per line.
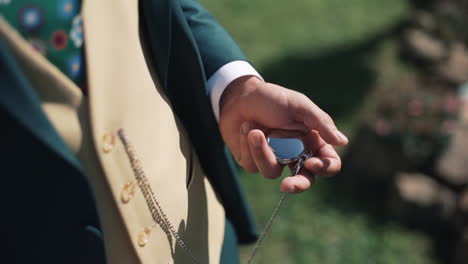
102 131 116 153
121 182 136 203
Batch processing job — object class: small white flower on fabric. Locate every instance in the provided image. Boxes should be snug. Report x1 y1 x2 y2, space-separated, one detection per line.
25 13 37 24
19 6 43 31
67 53 83 79
70 14 84 47
58 0 78 20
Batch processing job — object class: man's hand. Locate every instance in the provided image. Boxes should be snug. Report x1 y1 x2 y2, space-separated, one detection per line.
219 76 348 193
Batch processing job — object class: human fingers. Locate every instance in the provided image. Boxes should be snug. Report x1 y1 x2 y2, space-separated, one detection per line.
280 169 316 193
301 157 327 175
301 130 341 176
303 154 341 177
288 91 348 146
247 129 283 179
238 122 258 173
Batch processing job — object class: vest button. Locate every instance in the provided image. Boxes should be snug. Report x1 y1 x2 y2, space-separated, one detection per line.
102 131 116 153
121 182 136 204
137 227 152 247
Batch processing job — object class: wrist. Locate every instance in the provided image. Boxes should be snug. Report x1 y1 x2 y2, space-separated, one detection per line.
219 75 264 115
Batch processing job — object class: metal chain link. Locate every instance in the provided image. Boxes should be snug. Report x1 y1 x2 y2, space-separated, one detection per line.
118 129 311 264
246 192 287 264
246 152 311 264
118 129 202 264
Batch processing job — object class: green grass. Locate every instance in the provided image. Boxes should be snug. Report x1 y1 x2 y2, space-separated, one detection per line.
199 0 438 263
201 0 409 66
238 170 436 264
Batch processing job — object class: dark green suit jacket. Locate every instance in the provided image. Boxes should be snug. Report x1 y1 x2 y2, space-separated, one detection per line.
0 0 258 262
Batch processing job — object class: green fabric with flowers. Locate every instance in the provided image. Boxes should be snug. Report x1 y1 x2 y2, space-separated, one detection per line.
0 0 86 91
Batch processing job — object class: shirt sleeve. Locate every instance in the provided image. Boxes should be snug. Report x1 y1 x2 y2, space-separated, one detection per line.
207 60 263 122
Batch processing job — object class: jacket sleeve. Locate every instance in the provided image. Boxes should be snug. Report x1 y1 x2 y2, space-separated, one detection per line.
178 0 249 78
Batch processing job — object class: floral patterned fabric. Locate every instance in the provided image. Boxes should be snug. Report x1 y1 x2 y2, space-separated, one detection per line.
0 0 86 92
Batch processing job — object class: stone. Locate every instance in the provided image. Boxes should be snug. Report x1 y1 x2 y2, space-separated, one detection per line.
390 172 456 225
404 29 446 62
437 124 468 185
437 43 468 84
414 10 437 31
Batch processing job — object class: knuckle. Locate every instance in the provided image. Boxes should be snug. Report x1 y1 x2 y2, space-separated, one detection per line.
336 161 342 171
297 92 310 102
319 113 333 126
325 165 341 177
234 152 242 165
244 164 259 173
239 156 258 173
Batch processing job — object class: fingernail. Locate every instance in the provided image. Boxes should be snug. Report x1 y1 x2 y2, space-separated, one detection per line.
335 130 348 143
241 122 251 135
250 134 262 147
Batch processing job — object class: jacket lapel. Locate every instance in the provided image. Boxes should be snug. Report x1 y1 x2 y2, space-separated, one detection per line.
139 0 172 88
0 30 83 173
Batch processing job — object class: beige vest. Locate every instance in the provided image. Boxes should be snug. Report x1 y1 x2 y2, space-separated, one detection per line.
0 0 225 263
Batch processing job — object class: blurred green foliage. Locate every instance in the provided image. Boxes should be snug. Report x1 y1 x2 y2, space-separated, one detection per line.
201 0 409 65
238 170 436 264
200 0 439 263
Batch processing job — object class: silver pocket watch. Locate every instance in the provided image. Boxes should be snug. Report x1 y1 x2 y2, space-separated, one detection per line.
267 137 313 174
268 137 305 164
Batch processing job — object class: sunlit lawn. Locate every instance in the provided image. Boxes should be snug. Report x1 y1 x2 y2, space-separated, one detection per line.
238 170 436 264
201 0 408 65
200 0 438 263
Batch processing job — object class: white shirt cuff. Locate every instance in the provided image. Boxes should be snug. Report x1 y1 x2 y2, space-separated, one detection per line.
207 60 263 122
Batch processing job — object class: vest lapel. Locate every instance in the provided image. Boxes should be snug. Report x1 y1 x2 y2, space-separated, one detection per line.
82 1 226 262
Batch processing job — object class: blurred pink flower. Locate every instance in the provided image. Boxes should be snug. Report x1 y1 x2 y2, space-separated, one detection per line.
441 120 456 135
375 119 392 136
408 98 424 117
443 95 459 113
